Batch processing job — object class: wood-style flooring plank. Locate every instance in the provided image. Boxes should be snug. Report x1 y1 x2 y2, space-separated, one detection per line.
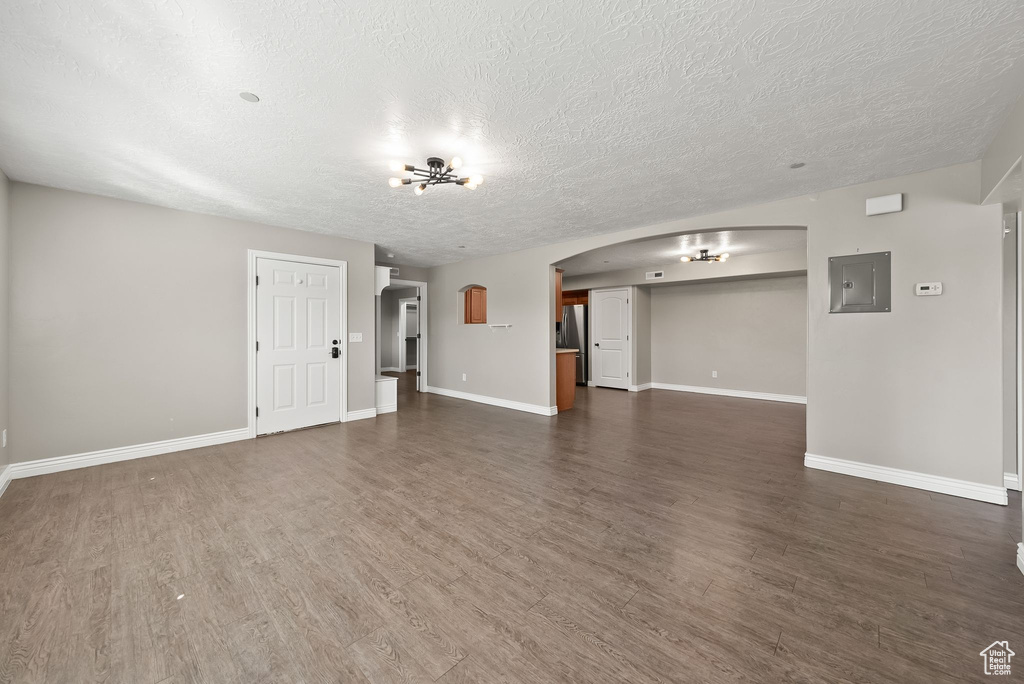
0 371 1020 683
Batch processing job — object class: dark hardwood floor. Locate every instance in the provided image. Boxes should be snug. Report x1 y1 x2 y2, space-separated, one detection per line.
1 372 1021 683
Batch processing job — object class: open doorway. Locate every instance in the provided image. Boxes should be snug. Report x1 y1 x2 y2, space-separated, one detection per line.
398 298 419 373
378 278 427 405
552 227 809 412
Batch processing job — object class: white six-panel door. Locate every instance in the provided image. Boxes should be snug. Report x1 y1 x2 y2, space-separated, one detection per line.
256 258 342 434
593 288 631 390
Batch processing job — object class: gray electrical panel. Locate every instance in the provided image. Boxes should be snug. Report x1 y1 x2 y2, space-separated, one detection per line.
828 252 891 313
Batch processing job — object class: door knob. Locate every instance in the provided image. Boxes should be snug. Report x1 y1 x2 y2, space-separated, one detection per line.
332 339 339 345
594 342 600 346
331 347 340 358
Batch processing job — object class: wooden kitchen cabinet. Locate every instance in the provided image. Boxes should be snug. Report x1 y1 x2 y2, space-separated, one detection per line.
556 349 577 411
464 286 487 324
561 289 588 307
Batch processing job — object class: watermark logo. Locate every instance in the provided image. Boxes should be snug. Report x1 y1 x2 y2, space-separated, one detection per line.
980 641 1014 676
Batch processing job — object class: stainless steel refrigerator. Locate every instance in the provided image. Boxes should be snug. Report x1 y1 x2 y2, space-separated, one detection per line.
558 304 588 385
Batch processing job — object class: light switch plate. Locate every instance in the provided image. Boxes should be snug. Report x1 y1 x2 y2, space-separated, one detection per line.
349 332 363 342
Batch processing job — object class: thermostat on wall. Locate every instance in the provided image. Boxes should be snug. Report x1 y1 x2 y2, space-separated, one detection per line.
915 282 942 296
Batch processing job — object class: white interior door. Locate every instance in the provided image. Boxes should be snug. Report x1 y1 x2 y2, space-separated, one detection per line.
593 288 630 389
257 258 342 434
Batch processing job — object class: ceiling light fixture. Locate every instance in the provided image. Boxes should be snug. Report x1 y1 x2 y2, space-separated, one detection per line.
239 92 260 102
681 249 729 263
387 157 482 195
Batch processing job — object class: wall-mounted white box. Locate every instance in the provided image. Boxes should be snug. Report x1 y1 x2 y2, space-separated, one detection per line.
866 193 903 216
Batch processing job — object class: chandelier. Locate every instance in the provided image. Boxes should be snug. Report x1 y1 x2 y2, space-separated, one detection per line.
681 249 730 263
388 157 484 195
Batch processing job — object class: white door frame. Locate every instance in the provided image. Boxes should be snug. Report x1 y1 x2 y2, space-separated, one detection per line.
398 298 418 371
1017 211 1022 490
390 278 428 391
590 286 633 390
247 250 348 438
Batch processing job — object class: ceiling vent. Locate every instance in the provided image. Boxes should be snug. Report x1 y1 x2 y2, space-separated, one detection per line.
645 270 665 280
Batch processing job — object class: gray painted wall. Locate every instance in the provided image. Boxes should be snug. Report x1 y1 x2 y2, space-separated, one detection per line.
632 286 652 386
1003 219 1017 478
0 172 9 470
983 96 1024 554
429 161 1004 490
9 183 376 464
428 251 554 409
650 276 807 397
380 287 416 369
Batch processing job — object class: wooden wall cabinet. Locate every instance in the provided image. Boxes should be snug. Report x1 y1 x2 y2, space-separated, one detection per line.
561 289 589 307
464 286 487 324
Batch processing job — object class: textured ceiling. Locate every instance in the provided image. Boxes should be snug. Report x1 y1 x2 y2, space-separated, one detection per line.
557 228 807 276
1 1 1023 267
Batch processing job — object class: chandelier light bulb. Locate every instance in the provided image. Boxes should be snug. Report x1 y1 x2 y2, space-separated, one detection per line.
465 182 478 190
415 183 426 195
450 157 463 169
470 174 484 186
680 256 691 262
719 253 730 261
388 160 405 172
388 177 403 188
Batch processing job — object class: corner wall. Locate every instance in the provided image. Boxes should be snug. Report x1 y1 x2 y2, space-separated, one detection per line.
0 172 9 472
9 183 377 464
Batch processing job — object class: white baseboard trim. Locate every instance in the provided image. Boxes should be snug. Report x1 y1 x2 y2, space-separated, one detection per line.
376 404 397 415
804 453 1008 505
345 408 378 422
9 427 251 480
380 366 400 372
651 382 807 404
425 386 557 416
587 381 596 387
1004 471 1022 491
629 383 653 392
1017 543 1024 577
0 465 12 500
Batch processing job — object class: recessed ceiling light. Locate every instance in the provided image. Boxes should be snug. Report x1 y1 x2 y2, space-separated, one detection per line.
789 162 806 169
239 92 260 103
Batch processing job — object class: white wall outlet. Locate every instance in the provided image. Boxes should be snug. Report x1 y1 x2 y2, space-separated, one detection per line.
2 429 6 448
462 373 467 382
712 370 718 378
349 332 363 343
